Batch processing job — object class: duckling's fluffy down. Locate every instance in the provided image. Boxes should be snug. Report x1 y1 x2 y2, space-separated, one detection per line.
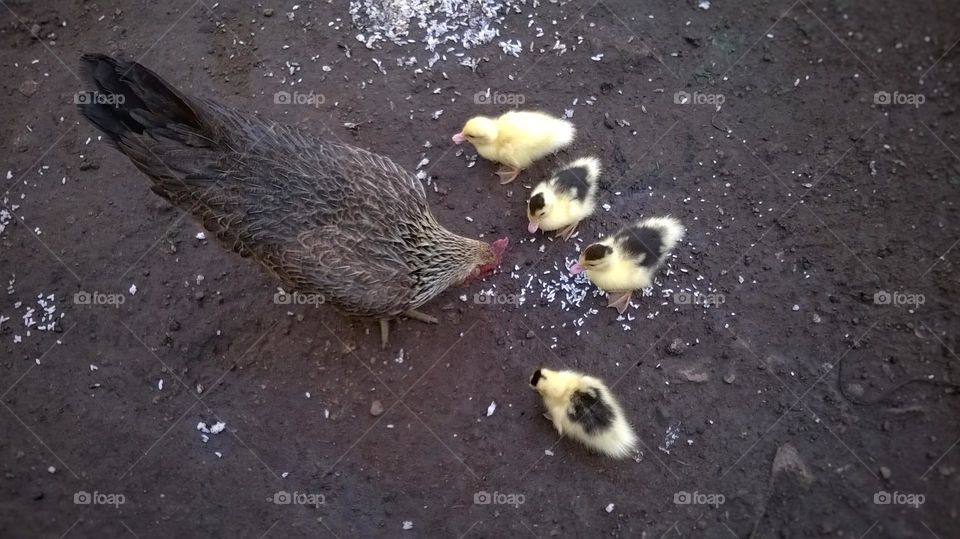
530 368 637 459
473 111 575 169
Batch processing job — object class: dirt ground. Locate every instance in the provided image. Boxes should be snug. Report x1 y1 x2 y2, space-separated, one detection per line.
1 0 958 537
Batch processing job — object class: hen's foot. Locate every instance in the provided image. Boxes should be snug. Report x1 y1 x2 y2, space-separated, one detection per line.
404 309 439 324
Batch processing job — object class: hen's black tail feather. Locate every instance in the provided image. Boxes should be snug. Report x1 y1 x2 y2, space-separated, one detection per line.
77 53 205 145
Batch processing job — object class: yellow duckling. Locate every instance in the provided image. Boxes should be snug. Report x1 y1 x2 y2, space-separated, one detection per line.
527 156 601 240
452 110 576 184
570 216 685 313
530 368 637 459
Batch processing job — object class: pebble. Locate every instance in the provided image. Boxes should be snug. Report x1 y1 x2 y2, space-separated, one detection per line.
879 466 892 479
723 372 736 384
525 330 536 339
666 338 687 356
263 8 274 17
18 80 39 97
370 400 384 416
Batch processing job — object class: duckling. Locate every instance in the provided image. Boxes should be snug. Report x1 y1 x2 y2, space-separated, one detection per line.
570 216 685 313
452 111 576 184
529 368 637 459
527 156 601 240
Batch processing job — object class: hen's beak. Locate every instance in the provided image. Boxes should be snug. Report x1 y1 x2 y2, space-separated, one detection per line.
569 262 584 274
527 221 539 233
452 132 467 145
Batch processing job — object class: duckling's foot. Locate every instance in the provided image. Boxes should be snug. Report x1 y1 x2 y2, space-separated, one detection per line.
496 166 520 184
607 291 633 314
556 222 579 241
380 319 391 349
404 309 439 324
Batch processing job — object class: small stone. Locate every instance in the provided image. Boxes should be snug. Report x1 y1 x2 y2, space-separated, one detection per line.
792 304 800 311
666 338 687 356
772 443 814 484
370 400 384 416
723 372 736 384
680 367 709 383
263 8 274 17
18 80 39 97
525 330 536 339
879 466 892 479
47 466 56 474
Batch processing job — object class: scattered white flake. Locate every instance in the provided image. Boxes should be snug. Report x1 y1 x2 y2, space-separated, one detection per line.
698 0 711 9
214 451 222 458
499 39 522 57
402 521 414 531
158 379 163 391
792 304 800 311
605 503 615 513
209 421 226 434
196 232 206 240
128 284 137 295
591 53 604 61
544 449 554 456
305 391 311 399
47 466 56 474
486 401 497 417
89 364 98 371
395 348 405 364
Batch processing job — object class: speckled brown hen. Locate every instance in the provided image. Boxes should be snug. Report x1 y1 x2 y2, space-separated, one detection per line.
77 53 507 347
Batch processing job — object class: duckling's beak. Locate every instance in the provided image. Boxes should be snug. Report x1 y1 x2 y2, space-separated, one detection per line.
452 132 467 145
569 262 584 274
527 221 539 233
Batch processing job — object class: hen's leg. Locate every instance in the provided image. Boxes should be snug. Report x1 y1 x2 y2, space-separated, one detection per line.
404 309 439 324
380 319 390 349
496 165 520 184
606 291 633 314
